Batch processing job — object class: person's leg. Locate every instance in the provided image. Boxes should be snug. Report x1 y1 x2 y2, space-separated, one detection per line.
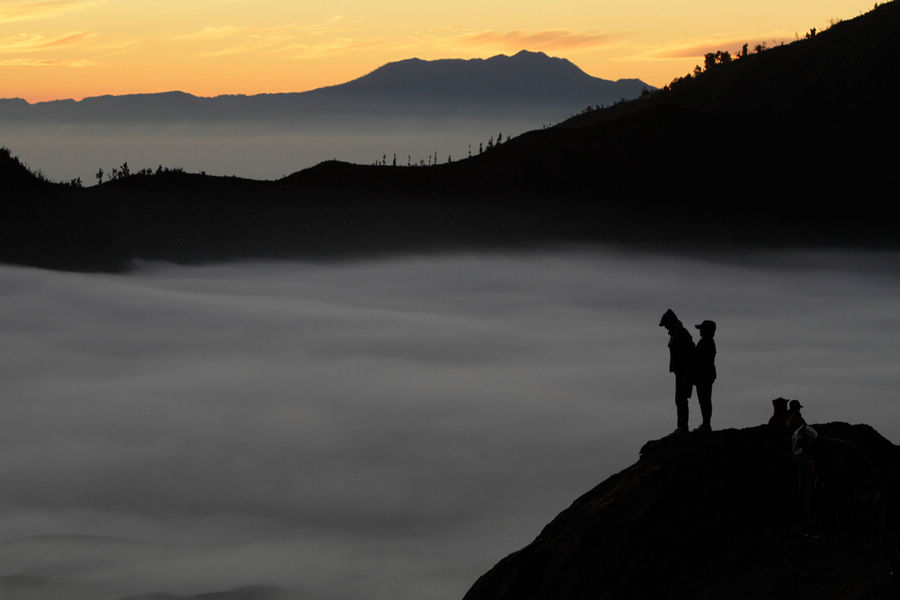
675 375 690 431
697 381 712 428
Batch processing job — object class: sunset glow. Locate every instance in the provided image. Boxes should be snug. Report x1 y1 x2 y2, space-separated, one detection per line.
1 0 878 102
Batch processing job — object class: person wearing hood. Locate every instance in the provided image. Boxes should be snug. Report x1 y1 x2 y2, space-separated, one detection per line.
768 397 789 428
659 309 694 434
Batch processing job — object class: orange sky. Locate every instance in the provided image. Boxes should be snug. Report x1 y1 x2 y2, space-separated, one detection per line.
0 0 878 103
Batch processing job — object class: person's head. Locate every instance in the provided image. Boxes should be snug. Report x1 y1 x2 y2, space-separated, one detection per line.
659 309 680 332
695 320 716 338
789 399 803 412
772 397 788 413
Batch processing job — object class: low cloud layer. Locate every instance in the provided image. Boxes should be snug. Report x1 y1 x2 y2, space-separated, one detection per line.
1 249 898 599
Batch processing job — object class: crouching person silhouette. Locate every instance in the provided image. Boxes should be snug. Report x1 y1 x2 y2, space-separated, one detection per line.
793 425 870 535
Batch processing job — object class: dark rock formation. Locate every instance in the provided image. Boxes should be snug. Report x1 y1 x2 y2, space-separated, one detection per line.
463 423 900 600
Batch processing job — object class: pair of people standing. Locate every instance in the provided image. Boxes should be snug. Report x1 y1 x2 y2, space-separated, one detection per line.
769 397 806 433
659 309 717 433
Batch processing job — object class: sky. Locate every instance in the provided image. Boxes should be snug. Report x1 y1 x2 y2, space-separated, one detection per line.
2 248 899 600
0 0 879 102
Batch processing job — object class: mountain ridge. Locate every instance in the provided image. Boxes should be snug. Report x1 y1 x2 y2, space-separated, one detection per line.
0 50 653 122
3 3 900 271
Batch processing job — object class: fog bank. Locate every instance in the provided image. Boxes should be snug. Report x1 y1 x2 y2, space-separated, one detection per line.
1 249 898 600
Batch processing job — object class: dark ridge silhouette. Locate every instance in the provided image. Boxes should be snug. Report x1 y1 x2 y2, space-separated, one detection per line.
0 51 652 124
462 422 900 600
0 147 128 271
280 1 900 243
2 2 900 272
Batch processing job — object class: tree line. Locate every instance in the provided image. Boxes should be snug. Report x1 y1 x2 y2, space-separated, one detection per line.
371 132 507 167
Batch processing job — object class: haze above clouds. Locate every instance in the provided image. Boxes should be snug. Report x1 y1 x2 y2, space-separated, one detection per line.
1 116 547 182
2 249 899 600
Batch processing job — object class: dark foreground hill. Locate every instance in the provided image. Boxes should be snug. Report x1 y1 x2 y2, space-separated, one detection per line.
463 423 900 600
2 2 900 272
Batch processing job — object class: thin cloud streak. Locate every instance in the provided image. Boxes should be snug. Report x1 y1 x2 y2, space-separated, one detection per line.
174 23 620 61
0 56 97 66
0 0 108 24
0 29 130 71
0 31 91 53
459 28 620 51
174 18 359 59
174 25 248 42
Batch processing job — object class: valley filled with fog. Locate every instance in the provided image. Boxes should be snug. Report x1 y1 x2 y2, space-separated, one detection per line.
2 249 898 600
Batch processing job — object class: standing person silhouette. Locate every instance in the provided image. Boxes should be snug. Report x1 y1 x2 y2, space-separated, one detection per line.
659 309 694 434
768 397 789 427
785 399 806 433
693 320 717 432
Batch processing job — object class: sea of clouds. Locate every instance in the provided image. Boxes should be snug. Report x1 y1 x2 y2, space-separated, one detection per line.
1 248 898 599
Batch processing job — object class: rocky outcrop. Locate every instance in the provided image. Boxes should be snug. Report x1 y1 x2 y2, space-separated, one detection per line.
463 423 900 600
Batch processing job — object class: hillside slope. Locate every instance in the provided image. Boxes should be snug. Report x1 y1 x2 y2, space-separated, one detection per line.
3 3 900 271
285 1 900 241
462 423 900 600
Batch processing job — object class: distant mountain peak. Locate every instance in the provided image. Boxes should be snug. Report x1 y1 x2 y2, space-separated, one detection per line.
364 49 581 75
333 49 638 101
513 49 547 57
0 51 653 120
487 49 550 61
